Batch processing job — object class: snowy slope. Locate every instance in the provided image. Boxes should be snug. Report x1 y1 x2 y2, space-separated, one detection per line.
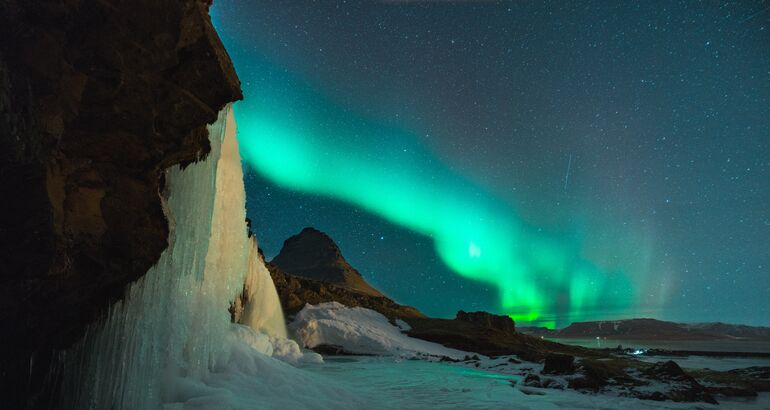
290 302 473 359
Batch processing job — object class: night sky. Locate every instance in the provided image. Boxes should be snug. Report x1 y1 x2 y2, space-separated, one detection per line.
212 1 770 327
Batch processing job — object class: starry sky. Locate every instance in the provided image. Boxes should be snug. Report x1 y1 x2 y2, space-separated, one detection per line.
212 1 770 327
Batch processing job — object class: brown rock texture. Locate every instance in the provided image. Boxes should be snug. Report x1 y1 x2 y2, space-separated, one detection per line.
456 310 516 333
0 0 241 407
405 315 595 361
638 361 717 404
272 227 385 297
269 261 425 321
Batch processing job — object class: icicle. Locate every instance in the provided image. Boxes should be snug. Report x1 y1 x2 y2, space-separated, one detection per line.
61 106 252 409
241 237 288 339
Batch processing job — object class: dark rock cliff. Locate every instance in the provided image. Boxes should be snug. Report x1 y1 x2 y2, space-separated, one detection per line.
456 310 516 333
0 0 241 407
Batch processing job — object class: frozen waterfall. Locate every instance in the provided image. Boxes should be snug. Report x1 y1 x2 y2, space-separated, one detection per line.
241 237 289 339
60 106 294 408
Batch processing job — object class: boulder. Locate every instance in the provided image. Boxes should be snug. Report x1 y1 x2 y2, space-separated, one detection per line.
640 361 717 404
542 353 575 375
568 376 605 391
523 374 542 387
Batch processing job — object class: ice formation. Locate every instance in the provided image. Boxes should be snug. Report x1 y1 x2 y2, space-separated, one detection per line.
61 107 237 408
241 238 288 339
290 302 471 360
59 107 326 409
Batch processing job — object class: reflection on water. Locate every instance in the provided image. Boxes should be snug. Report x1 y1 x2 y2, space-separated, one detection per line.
547 338 770 353
636 354 770 371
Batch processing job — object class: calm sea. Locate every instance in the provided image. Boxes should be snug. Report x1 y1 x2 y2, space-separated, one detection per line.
547 338 770 353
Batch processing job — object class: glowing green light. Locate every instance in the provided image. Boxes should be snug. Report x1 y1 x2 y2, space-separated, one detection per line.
509 312 541 323
468 242 481 258
230 56 635 327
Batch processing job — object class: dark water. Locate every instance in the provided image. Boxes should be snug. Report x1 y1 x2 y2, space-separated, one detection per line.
545 338 770 371
547 338 770 353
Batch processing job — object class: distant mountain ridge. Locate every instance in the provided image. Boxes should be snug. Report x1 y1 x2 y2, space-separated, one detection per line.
519 318 770 341
271 227 384 297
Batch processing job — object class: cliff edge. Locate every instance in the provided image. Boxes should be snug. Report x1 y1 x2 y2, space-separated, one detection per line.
0 0 241 407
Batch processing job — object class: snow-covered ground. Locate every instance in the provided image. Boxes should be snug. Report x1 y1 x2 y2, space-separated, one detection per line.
171 327 770 409
164 325 362 410
289 302 472 360
300 356 770 410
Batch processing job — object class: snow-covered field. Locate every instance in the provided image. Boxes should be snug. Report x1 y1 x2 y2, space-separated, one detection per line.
204 302 766 410
289 302 472 360
172 324 770 409
299 356 770 410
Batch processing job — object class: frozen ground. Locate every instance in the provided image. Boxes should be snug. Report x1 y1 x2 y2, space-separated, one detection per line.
299 356 770 410
277 303 770 409
173 328 770 410
174 303 770 409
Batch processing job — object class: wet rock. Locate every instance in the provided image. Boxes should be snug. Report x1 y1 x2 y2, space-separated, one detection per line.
644 360 691 380
518 387 547 396
639 361 718 404
706 386 757 397
523 373 565 390
542 353 575 375
568 375 606 391
541 378 565 390
523 374 542 387
312 344 360 356
728 366 770 379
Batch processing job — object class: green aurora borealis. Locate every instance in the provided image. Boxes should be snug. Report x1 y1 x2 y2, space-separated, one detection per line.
211 0 770 328
233 57 634 328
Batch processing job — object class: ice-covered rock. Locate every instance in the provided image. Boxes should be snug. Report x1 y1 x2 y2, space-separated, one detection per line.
61 107 328 409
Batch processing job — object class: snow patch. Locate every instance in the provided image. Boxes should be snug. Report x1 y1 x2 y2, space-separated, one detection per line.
395 318 412 332
290 302 471 359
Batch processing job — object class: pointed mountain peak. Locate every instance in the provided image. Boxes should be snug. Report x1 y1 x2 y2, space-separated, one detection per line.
271 227 384 297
